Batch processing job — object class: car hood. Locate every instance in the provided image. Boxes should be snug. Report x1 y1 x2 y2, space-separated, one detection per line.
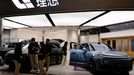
95 51 129 58
6 44 29 54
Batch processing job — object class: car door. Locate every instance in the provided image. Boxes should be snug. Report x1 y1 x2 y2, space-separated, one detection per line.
70 42 87 66
69 42 80 65
83 43 94 64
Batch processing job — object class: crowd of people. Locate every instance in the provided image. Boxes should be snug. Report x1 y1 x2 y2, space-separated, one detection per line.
13 38 68 75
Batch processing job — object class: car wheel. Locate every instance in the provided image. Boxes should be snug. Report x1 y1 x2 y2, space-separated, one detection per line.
89 60 97 74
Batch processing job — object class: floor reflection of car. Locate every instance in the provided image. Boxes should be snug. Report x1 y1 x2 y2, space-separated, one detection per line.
4 39 63 71
70 42 133 74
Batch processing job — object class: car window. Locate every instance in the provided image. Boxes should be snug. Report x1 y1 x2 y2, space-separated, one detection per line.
89 44 95 51
81 44 87 50
81 44 85 47
70 42 82 49
90 43 112 51
85 44 89 50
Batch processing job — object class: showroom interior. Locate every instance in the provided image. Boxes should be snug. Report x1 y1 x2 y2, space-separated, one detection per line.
0 0 134 75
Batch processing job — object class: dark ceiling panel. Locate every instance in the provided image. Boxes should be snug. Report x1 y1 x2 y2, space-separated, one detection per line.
0 0 134 17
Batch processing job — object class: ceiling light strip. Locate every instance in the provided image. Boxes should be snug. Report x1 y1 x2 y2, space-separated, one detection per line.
4 18 32 28
45 14 56 27
79 11 110 26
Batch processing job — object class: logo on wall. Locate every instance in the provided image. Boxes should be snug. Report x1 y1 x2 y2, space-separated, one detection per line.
12 0 59 9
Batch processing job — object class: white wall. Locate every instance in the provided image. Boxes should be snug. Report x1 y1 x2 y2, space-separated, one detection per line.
67 30 78 43
9 29 79 43
10 29 18 42
80 34 98 43
89 34 99 42
44 30 67 41
100 29 134 38
17 29 42 42
10 29 42 42
80 35 89 43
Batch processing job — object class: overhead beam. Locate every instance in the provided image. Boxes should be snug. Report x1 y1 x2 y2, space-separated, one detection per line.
45 14 56 27
79 11 110 26
4 18 32 28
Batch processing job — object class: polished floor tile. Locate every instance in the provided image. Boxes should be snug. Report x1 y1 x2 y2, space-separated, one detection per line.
0 64 133 75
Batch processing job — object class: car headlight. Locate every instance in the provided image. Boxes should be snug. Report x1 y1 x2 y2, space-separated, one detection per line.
97 57 109 65
102 59 109 64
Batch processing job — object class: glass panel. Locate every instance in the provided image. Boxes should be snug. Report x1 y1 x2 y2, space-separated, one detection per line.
124 39 129 51
112 40 116 49
131 39 134 52
91 43 111 51
118 40 122 51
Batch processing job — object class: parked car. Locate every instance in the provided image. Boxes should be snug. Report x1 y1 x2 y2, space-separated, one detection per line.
0 43 17 60
70 42 133 74
0 40 30 60
4 39 63 71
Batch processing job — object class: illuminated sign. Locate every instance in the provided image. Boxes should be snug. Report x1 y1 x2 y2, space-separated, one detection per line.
12 0 59 9
37 0 59 7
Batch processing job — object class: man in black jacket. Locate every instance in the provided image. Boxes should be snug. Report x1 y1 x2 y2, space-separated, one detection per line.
28 38 39 72
45 39 52 72
38 42 47 75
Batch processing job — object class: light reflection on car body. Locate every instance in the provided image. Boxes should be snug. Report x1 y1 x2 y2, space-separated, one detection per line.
70 42 133 74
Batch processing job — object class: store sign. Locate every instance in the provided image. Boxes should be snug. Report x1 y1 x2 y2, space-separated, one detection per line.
12 0 59 9
1 0 134 16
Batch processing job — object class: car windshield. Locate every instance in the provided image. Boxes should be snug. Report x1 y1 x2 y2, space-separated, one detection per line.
91 43 112 51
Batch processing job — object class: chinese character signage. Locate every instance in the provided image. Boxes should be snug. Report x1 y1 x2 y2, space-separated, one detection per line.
12 0 59 9
37 0 59 7
1 0 134 16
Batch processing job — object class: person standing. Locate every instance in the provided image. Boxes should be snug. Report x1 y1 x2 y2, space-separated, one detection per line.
28 38 39 72
61 41 68 68
45 39 52 72
13 42 22 75
38 42 47 75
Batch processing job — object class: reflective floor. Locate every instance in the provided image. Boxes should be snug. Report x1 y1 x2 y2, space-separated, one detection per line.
0 65 133 75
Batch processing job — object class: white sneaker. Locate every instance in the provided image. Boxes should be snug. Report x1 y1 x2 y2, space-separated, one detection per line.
62 66 66 69
30 69 35 72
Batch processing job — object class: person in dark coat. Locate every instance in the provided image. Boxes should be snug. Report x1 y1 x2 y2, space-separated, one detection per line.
38 42 47 75
61 41 68 68
28 38 39 72
13 42 22 75
45 39 52 72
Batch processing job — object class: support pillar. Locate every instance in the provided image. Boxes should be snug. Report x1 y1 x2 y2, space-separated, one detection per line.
42 30 45 42
98 33 100 43
0 18 3 51
78 27 81 43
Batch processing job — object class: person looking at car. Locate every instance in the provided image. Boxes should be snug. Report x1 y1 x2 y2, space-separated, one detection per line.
61 41 68 68
38 42 47 75
28 38 40 72
45 39 52 72
13 42 22 75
